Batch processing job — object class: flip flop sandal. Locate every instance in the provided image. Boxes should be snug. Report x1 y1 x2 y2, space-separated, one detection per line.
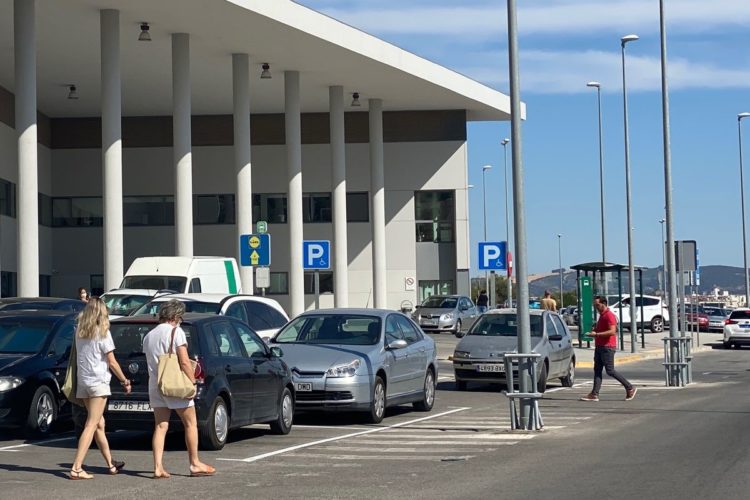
70 469 93 480
108 460 126 475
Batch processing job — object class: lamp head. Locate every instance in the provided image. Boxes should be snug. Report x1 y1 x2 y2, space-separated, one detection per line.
621 34 639 46
659 219 665 223
260 63 272 79
482 165 492 171
501 138 509 146
138 23 151 42
586 81 601 88
739 112 750 121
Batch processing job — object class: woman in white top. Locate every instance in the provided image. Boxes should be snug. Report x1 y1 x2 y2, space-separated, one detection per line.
70 297 131 480
143 300 215 479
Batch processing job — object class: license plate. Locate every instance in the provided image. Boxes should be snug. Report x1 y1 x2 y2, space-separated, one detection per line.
108 400 152 412
295 382 313 392
741 324 750 329
422 320 435 326
476 364 504 373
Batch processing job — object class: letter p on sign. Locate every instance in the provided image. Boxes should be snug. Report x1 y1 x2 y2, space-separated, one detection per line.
478 242 507 271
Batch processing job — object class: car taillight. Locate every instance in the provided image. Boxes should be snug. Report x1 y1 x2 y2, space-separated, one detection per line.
194 357 206 385
725 319 738 325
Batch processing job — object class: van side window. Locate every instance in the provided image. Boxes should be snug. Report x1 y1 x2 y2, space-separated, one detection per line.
189 278 202 293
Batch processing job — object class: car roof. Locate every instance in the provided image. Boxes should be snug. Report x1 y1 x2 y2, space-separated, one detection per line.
297 308 399 319
0 309 77 320
113 312 222 325
145 293 279 306
486 308 547 316
101 289 162 296
423 295 462 299
0 297 79 304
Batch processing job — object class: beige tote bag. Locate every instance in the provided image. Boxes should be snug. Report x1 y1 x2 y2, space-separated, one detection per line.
157 327 197 399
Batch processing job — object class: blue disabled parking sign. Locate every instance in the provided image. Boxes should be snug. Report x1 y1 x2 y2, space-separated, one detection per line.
478 242 507 271
303 240 331 270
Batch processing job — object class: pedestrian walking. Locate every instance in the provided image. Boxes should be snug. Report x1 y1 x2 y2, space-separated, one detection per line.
476 290 489 313
142 299 215 479
580 296 637 402
69 297 131 480
541 291 557 311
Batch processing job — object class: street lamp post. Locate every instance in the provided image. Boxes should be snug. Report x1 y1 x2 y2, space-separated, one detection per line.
482 165 492 297
738 113 750 305
621 34 639 353
557 234 563 309
659 218 666 294
587 81 607 293
502 138 512 307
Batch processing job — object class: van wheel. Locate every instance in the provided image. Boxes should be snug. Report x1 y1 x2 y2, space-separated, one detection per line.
366 377 386 424
650 316 664 333
269 388 294 435
560 359 575 388
199 397 229 451
26 386 57 438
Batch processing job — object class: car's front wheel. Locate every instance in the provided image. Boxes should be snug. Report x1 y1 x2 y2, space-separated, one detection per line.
536 362 548 394
199 396 229 451
269 387 294 435
26 386 58 438
367 377 386 424
413 369 435 411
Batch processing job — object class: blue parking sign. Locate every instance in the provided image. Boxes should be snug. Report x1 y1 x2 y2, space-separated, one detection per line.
303 240 330 270
478 242 507 271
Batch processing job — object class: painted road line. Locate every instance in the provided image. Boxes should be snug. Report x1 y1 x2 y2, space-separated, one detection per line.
282 453 476 461
0 435 75 452
360 433 535 440
348 440 519 446
293 425 372 430
218 407 471 463
308 446 503 453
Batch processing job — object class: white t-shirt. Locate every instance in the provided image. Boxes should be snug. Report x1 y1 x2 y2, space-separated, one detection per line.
76 330 115 388
142 323 189 394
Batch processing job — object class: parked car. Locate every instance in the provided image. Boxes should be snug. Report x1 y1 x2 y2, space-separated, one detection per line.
270 309 437 424
703 307 729 332
132 293 289 340
100 289 173 319
452 309 575 393
0 297 85 313
105 314 294 450
412 295 478 336
563 306 578 326
723 308 750 349
0 310 77 436
610 295 669 333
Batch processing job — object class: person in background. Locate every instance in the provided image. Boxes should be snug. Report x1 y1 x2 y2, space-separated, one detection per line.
541 291 557 311
69 297 131 480
476 290 489 313
78 287 90 303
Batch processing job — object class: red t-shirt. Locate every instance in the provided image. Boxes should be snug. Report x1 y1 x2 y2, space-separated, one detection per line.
594 308 618 348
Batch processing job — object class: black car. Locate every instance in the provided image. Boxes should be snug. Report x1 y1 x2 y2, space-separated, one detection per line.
0 297 86 312
105 314 294 450
0 310 77 436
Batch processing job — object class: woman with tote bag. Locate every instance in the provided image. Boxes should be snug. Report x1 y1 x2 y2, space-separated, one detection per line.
142 300 215 479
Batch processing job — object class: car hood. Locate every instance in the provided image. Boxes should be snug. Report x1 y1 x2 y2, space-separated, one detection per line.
0 353 35 373
456 335 542 357
274 343 377 373
416 308 455 316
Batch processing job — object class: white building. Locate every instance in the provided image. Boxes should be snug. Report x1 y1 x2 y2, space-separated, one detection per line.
0 0 514 315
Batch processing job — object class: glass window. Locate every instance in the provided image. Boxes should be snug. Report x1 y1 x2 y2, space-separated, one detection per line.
210 321 246 357
418 280 454 302
123 196 174 226
39 275 51 297
39 193 52 226
110 323 198 357
304 272 334 294
545 314 559 337
395 315 421 343
256 272 288 295
346 192 369 222
468 314 543 337
52 197 103 227
263 194 287 223
189 278 202 293
244 301 287 331
101 293 153 316
0 318 55 354
552 315 568 338
90 274 104 297
120 275 186 293
226 302 249 324
385 315 403 344
0 272 17 298
414 190 455 243
48 321 75 357
274 314 381 345
420 296 458 309
303 193 332 223
0 178 15 217
730 310 750 320
194 194 235 225
234 323 266 358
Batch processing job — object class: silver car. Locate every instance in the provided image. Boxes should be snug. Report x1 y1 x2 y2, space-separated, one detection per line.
704 307 730 332
412 295 478 335
452 309 575 393
270 309 438 423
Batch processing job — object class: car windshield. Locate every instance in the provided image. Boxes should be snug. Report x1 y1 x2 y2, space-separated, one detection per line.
274 314 381 345
133 300 221 316
120 275 186 292
0 318 55 354
109 323 198 357
421 297 457 309
467 314 543 337
102 294 154 316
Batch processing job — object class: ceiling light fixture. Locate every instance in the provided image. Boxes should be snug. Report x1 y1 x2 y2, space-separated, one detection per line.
351 92 361 107
138 22 151 42
260 63 271 79
67 85 78 100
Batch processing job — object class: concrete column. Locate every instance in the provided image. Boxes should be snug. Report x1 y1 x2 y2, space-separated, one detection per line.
14 0 39 296
233 54 253 293
101 9 123 291
369 99 387 308
172 33 193 256
285 71 304 316
330 86 349 307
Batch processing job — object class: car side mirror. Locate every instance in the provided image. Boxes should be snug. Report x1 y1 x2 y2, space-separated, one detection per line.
270 346 283 358
548 334 563 341
387 339 408 350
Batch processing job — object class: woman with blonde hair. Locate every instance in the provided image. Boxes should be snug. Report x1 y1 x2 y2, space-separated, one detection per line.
69 297 131 480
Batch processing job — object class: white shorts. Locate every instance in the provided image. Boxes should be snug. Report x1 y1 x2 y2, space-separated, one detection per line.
76 384 111 399
148 386 194 410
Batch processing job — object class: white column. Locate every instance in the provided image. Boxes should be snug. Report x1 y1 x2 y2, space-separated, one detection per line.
233 54 253 293
330 86 349 307
15 0 38 296
101 9 123 291
369 99 387 308
172 33 193 256
285 71 304 316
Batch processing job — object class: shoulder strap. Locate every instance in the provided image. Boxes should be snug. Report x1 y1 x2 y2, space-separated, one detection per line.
168 326 177 355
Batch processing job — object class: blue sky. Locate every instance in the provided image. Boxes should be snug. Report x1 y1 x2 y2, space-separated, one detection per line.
299 0 750 275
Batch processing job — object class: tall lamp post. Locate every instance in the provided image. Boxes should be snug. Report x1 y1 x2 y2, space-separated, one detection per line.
482 165 492 296
557 234 563 308
587 81 607 293
502 138 512 306
621 33 639 353
659 218 666 320
738 113 750 305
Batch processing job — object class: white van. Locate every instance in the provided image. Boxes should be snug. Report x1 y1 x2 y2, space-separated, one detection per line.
120 257 242 294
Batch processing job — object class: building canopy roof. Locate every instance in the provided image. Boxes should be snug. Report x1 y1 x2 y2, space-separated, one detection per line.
570 262 648 273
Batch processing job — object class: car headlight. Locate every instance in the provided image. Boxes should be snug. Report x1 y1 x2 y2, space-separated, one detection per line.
0 377 24 392
442 313 455 321
326 359 361 378
453 350 470 359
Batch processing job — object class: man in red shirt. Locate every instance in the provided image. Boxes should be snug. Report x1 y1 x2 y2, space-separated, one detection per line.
580 296 637 402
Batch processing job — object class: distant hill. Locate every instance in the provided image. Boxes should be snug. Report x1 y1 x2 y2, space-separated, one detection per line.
529 265 746 296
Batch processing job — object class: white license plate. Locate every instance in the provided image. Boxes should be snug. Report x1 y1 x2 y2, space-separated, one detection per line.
296 383 313 392
476 364 504 373
108 400 152 412
422 320 435 326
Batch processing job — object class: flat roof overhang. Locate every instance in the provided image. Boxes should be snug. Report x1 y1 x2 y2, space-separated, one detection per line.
0 0 520 121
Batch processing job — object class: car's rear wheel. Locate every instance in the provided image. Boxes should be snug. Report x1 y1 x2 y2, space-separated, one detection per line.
367 377 386 424
413 369 436 411
560 358 575 388
536 362 548 394
650 316 664 333
269 387 294 435
199 396 229 451
26 386 57 438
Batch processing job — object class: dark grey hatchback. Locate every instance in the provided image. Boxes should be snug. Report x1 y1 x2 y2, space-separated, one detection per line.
104 314 294 450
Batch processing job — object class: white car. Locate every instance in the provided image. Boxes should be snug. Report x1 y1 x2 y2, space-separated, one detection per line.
723 308 750 349
133 293 289 340
610 294 669 333
101 289 173 319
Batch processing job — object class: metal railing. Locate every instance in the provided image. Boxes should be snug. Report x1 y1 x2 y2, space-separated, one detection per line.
662 335 692 386
503 352 544 431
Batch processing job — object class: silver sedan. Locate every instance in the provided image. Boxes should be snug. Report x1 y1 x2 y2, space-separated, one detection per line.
270 308 438 423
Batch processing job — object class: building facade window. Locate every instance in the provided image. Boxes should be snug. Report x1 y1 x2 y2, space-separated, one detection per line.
52 197 103 227
255 271 288 295
123 195 174 226
1 271 17 298
414 190 455 243
39 193 52 226
194 194 235 225
418 280 454 302
253 194 288 224
346 192 369 222
303 193 332 223
39 275 51 297
304 271 334 294
0 178 15 218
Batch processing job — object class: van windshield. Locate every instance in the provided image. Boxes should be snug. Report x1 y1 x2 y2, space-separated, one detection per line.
121 276 186 292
